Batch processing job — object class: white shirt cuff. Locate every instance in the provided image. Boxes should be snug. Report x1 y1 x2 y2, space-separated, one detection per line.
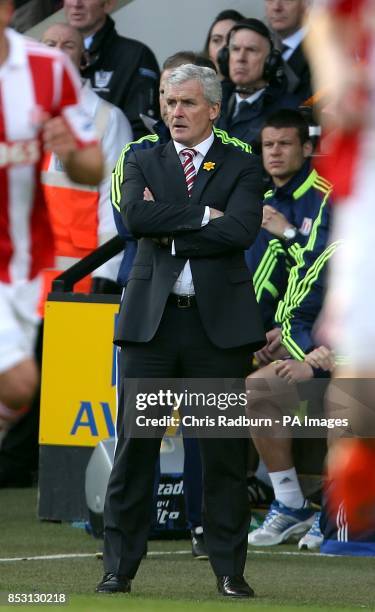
202 206 210 226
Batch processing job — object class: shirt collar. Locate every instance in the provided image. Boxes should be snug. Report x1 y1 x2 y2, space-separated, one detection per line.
173 131 214 158
282 27 306 54
4 28 27 68
84 35 94 50
235 89 265 108
272 160 311 198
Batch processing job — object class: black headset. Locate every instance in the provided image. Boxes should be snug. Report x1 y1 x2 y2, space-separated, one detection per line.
217 18 283 84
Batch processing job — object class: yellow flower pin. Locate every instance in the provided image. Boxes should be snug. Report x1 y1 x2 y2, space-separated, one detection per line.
203 161 216 171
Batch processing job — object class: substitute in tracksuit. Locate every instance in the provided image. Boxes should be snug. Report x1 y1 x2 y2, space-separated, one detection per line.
245 109 332 332
248 240 341 550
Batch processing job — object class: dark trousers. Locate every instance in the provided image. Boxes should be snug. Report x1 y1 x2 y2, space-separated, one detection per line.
104 301 252 578
116 346 203 530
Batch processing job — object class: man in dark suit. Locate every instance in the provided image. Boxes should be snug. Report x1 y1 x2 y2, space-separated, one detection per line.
265 0 312 101
96 64 265 599
216 19 300 148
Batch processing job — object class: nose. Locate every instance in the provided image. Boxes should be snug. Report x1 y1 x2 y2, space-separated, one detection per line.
270 143 281 155
173 101 184 117
236 48 247 62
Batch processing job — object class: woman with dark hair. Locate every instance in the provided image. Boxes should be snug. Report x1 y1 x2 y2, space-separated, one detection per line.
203 9 245 78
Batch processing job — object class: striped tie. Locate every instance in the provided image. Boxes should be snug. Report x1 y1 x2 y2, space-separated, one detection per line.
181 148 197 197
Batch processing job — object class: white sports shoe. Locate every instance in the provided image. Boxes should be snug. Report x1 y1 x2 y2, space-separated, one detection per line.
248 499 315 546
298 512 323 551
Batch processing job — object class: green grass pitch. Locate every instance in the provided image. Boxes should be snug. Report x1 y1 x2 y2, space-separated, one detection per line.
0 489 374 610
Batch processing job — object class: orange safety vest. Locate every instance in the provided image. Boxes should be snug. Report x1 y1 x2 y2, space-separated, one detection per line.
39 153 100 312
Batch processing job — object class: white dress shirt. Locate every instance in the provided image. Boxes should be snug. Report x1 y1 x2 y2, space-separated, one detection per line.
171 132 214 295
281 27 307 61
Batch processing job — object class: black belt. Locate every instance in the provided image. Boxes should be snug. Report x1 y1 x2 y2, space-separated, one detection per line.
167 294 197 309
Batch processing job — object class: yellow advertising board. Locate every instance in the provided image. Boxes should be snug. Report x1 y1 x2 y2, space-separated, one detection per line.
39 298 119 447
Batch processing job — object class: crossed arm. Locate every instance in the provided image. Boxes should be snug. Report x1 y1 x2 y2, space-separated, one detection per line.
121 155 263 257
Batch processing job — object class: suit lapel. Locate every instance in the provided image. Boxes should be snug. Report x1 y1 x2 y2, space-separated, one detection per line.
190 137 226 206
288 44 307 77
160 140 189 201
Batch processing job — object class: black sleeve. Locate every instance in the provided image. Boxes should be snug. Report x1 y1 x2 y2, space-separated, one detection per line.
121 155 206 237
124 47 160 139
173 162 263 257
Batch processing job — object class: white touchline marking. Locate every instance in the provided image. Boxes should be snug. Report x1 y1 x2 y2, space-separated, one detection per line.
0 549 340 563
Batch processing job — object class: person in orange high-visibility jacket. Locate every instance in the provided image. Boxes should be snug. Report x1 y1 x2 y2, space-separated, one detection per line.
40 23 133 308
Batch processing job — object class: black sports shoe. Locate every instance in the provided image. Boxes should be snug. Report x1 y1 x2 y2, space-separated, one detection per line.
191 527 208 560
247 475 274 508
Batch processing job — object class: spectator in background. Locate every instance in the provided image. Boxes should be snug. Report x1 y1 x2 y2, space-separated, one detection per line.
216 19 299 148
202 9 245 79
265 0 312 100
40 22 132 298
64 0 160 139
0 0 103 466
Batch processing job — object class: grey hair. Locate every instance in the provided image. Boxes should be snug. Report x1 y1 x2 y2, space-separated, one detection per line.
165 64 222 106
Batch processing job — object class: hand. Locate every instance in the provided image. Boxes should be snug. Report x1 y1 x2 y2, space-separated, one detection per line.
254 328 289 366
254 344 274 366
274 359 314 384
305 346 335 372
262 205 294 239
143 187 155 201
209 207 224 220
42 116 78 163
266 327 282 353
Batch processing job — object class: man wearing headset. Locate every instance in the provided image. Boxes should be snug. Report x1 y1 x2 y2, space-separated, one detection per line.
216 18 300 147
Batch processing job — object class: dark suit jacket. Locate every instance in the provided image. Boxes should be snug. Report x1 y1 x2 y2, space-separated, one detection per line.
216 83 300 148
115 135 265 350
286 42 312 102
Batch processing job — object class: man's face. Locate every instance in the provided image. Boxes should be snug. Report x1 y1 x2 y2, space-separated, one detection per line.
159 69 171 125
64 0 114 36
166 79 220 147
42 24 83 69
265 0 306 38
229 29 271 89
262 126 312 185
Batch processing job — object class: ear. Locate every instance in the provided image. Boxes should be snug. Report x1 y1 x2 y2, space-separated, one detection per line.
209 103 220 122
302 140 313 158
